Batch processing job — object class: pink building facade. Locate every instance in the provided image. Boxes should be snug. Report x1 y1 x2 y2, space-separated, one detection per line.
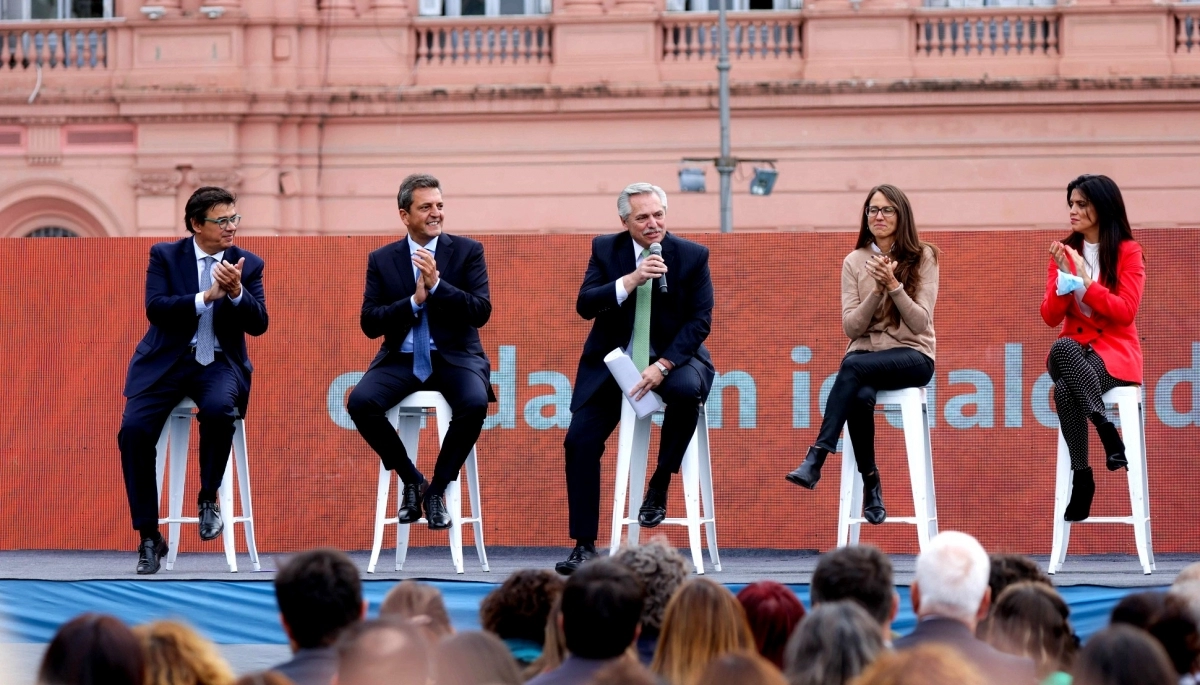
0 0 1197 237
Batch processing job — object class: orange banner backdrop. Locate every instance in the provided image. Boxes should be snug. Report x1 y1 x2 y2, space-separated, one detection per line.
1 231 1197 556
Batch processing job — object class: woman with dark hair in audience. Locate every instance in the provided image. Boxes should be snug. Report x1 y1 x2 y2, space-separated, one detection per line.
979 582 1078 685
783 601 883 685
652 578 756 685
37 613 145 685
434 631 523 685
1040 174 1144 522
135 620 235 685
1072 625 1176 685
1147 595 1200 684
1110 592 1167 631
698 653 787 685
786 184 939 525
737 581 806 669
479 569 565 669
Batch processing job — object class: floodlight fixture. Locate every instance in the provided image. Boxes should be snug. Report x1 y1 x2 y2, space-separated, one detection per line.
679 166 707 193
749 166 778 196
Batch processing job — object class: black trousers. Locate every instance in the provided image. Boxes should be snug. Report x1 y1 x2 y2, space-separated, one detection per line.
118 353 241 531
347 351 489 490
1047 337 1131 470
563 360 708 541
815 348 935 475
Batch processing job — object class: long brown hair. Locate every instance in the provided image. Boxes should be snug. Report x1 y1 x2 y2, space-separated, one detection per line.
979 582 1078 678
651 578 757 685
855 185 939 327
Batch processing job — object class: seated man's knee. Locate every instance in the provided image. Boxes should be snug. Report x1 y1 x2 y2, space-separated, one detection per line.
346 384 382 420
196 399 238 423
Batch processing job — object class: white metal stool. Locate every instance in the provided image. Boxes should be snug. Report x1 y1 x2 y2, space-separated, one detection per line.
1049 386 1154 575
367 391 489 575
837 387 938 551
153 397 260 572
609 399 721 574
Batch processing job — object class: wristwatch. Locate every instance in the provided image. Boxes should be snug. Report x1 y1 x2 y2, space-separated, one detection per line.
654 361 670 376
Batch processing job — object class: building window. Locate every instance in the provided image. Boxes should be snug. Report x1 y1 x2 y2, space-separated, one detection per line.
434 0 545 16
26 226 79 237
924 0 1055 6
670 0 798 12
0 0 112 20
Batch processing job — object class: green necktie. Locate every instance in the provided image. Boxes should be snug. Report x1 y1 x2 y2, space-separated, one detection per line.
632 248 652 371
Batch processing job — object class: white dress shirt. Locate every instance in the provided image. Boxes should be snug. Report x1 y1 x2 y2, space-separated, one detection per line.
190 238 243 349
401 234 440 353
1073 240 1100 318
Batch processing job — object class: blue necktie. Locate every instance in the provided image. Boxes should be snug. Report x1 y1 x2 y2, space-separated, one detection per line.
195 256 216 366
413 308 432 382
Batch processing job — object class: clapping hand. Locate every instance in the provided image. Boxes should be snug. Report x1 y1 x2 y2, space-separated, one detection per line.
866 255 900 294
1049 242 1071 272
412 249 439 304
212 258 244 299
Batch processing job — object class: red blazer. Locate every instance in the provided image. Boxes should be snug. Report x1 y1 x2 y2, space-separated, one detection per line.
1040 239 1144 384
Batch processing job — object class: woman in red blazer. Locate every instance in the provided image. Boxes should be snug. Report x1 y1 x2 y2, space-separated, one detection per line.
1040 174 1144 521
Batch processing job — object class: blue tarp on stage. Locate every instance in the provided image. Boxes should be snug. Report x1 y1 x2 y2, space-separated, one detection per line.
0 579 1166 645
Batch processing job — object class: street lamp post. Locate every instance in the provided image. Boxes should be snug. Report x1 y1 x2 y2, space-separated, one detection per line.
716 0 734 234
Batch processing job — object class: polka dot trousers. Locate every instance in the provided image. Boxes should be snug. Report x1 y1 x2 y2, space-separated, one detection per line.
1047 337 1128 470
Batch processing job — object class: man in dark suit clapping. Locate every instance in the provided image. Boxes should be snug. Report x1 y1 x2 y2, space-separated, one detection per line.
118 186 269 575
555 182 715 575
347 174 494 532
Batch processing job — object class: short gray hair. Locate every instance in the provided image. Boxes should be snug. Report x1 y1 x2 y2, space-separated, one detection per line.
784 601 884 685
612 540 690 633
617 183 668 222
913 531 990 623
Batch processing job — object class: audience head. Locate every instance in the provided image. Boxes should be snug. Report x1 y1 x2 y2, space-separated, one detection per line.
37 613 145 685
1176 562 1200 586
613 540 691 638
1110 591 1167 631
274 548 363 650
810 545 896 631
1146 594 1200 680
736 581 806 669
233 674 293 685
698 653 787 685
912 531 991 628
652 577 756 685
479 569 564 649
853 643 987 685
134 620 235 685
525 595 566 679
782 600 884 685
1072 625 1176 685
986 553 1053 613
380 580 453 642
978 582 1077 678
335 618 428 685
589 658 659 685
1169 580 1200 628
561 559 645 660
434 630 523 685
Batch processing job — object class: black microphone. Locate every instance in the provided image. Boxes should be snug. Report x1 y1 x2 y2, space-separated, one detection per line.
649 242 667 294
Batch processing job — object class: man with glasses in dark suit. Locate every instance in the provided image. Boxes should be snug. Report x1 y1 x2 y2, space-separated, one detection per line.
117 186 269 575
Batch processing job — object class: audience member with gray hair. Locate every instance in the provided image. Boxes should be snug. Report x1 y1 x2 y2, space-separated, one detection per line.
783 601 883 685
335 618 429 685
894 531 1037 685
613 539 691 663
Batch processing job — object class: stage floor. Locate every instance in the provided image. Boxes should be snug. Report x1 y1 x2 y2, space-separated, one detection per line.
0 548 1190 587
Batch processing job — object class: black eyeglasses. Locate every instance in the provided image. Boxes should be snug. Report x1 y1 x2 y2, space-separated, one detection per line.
202 215 242 229
866 206 897 218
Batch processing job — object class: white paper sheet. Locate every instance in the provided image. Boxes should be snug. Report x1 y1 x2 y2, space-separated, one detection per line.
604 348 665 419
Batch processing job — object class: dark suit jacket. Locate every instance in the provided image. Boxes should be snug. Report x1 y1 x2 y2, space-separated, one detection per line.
360 233 494 399
272 646 337 685
893 617 1038 685
571 231 714 413
123 237 268 408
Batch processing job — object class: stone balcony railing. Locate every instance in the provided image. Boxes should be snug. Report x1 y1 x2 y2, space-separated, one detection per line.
0 1 1197 96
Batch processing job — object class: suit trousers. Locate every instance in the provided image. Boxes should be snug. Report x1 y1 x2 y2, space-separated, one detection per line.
815 347 935 475
347 351 489 490
563 360 707 541
118 352 241 530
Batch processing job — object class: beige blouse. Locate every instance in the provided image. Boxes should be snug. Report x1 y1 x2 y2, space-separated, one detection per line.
841 245 939 360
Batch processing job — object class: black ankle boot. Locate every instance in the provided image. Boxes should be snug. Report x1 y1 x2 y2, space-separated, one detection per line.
1064 468 1095 522
786 447 828 490
1095 421 1127 471
862 471 886 525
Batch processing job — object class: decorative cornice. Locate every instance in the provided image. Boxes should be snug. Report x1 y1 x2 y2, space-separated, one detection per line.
186 168 242 191
130 169 184 195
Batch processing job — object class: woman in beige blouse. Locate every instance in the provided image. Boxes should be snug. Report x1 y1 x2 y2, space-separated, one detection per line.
786 184 939 524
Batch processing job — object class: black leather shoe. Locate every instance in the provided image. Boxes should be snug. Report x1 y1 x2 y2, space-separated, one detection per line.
638 487 668 528
424 492 452 530
136 536 169 575
554 544 598 576
1064 468 1095 522
1096 421 1128 471
398 478 427 525
198 501 223 541
785 446 828 490
862 472 886 525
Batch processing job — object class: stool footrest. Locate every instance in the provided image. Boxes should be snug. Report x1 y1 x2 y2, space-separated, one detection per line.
159 517 201 524
1071 516 1141 524
845 516 922 525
